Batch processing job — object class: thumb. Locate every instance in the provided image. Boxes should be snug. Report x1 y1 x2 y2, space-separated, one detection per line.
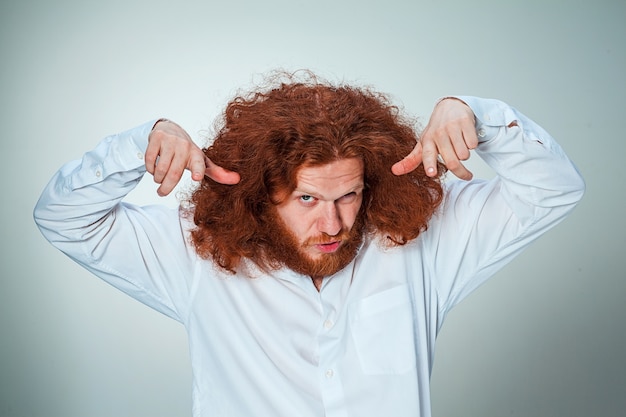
391 142 423 176
204 156 241 185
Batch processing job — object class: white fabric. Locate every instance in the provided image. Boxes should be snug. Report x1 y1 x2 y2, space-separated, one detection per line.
34 97 585 416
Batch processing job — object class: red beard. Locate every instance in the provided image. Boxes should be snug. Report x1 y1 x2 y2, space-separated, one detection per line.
263 208 365 278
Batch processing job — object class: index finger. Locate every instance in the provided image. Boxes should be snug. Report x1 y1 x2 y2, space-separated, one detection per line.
188 153 207 182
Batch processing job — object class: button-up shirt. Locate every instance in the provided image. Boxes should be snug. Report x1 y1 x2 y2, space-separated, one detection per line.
34 96 585 416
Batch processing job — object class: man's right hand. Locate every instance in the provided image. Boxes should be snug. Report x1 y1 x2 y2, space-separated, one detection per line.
146 119 240 196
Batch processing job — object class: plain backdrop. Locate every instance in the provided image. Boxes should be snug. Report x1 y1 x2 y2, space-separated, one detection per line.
1 0 624 416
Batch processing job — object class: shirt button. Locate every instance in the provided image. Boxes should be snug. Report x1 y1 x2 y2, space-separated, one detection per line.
477 128 486 138
323 319 333 329
325 369 334 379
95 170 102 178
137 152 143 159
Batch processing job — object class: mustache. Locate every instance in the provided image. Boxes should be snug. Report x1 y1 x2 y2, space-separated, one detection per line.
302 229 351 247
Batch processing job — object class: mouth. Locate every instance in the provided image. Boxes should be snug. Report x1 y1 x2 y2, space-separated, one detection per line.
314 241 341 253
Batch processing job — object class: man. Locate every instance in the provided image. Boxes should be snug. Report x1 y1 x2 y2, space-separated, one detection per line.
34 73 584 416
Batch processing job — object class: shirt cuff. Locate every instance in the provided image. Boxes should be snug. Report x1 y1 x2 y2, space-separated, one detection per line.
440 96 520 144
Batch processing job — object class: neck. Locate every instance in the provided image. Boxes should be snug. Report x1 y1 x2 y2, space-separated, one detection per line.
311 276 323 292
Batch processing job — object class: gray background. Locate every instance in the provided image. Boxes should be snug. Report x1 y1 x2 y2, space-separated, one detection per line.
1 0 624 416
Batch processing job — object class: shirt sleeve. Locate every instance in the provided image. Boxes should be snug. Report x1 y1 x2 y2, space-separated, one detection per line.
425 96 585 321
33 120 196 323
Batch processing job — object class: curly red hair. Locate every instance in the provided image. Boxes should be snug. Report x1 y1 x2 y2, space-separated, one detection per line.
186 72 445 273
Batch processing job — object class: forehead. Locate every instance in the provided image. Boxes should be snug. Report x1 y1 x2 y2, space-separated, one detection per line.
295 158 364 197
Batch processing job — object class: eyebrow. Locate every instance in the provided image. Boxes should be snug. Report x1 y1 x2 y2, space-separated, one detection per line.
293 183 364 201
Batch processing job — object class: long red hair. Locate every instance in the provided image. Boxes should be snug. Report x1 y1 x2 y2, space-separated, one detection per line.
186 72 445 273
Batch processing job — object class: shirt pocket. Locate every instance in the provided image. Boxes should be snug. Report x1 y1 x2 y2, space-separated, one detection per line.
349 284 417 375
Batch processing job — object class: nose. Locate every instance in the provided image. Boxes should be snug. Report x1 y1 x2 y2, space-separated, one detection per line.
318 202 342 236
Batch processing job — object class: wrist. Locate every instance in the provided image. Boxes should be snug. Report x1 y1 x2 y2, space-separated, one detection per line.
152 118 174 131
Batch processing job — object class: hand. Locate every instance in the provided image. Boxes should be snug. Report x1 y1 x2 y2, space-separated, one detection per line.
391 98 478 180
146 119 240 196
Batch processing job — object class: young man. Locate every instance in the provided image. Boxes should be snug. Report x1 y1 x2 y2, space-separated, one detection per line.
34 74 584 416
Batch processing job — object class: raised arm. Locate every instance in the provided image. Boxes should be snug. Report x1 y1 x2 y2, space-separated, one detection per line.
33 120 238 320
396 96 585 316
393 95 585 212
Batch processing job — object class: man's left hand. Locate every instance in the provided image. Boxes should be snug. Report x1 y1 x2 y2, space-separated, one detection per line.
391 98 477 180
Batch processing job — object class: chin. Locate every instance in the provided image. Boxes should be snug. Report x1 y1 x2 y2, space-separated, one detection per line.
267 210 366 278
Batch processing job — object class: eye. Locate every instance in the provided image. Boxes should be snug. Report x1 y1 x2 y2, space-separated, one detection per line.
299 195 317 205
337 192 358 204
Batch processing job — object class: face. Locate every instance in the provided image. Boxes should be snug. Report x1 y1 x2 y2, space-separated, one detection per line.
271 158 365 277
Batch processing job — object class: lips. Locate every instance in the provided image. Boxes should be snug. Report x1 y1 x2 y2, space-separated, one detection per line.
315 241 341 253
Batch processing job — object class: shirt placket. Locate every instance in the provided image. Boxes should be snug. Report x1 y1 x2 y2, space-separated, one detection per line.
316 278 349 417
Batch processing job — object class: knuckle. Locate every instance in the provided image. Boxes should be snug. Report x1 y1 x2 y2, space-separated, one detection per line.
169 167 184 179
421 145 436 157
179 139 191 150
433 127 447 139
457 149 470 161
446 159 461 170
144 152 157 166
149 130 166 143
461 114 474 124
154 165 168 178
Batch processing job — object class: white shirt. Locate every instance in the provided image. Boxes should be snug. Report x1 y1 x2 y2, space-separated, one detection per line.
34 97 585 416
